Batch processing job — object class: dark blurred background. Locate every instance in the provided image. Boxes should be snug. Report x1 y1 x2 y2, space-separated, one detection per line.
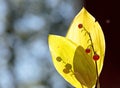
85 0 120 88
0 0 118 88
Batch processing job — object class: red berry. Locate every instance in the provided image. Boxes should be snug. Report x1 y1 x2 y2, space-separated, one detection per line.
78 24 83 28
85 48 91 53
93 54 100 61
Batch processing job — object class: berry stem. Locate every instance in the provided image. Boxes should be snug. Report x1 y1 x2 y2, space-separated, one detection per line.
83 27 100 88
95 61 100 88
83 27 95 54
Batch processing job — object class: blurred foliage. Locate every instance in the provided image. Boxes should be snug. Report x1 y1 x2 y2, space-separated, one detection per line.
0 0 82 88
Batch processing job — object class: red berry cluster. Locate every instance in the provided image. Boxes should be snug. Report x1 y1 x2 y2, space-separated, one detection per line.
85 48 100 61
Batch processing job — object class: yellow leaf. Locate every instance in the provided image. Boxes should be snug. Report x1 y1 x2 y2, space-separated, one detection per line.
48 35 82 88
66 7 105 75
49 35 98 88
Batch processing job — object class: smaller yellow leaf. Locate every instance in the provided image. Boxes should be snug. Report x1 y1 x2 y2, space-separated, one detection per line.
48 35 83 88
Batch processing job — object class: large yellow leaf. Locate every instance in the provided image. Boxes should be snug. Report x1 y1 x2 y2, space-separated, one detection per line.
66 7 105 75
